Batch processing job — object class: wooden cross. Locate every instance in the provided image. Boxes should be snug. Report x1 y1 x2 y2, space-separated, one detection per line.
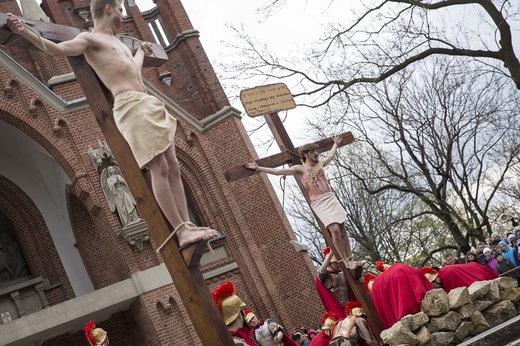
225 112 384 339
0 13 234 345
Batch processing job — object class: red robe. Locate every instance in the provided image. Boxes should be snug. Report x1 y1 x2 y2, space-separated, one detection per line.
438 262 499 293
371 263 434 329
315 275 347 319
308 332 331 346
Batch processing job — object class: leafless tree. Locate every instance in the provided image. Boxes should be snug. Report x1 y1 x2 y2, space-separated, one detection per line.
306 59 520 255
285 141 459 268
226 0 519 110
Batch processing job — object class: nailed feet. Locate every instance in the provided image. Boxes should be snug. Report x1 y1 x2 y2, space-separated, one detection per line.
176 222 219 249
339 257 364 270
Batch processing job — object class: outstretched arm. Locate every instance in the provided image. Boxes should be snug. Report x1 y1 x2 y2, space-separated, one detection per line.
7 13 90 56
244 161 301 176
322 135 342 167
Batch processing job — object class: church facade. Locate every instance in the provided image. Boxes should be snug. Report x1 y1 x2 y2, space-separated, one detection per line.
0 0 322 345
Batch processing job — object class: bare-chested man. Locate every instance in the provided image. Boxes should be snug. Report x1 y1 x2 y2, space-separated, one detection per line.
6 0 218 250
245 135 358 268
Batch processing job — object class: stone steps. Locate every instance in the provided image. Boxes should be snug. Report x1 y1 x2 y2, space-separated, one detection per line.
457 314 520 346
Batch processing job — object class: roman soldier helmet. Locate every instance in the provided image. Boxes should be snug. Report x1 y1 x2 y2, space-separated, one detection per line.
320 312 339 331
212 281 246 325
83 320 107 346
364 273 377 293
420 266 438 283
375 260 390 272
244 309 256 324
323 246 338 263
344 301 366 317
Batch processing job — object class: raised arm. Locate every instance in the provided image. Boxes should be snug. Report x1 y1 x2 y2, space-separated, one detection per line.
319 249 334 275
7 13 90 56
244 161 301 176
133 41 153 67
322 135 342 167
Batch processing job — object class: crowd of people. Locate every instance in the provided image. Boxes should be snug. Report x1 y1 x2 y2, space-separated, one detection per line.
447 226 520 282
211 280 379 346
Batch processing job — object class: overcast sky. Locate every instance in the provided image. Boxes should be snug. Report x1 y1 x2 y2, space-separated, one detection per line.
18 0 520 148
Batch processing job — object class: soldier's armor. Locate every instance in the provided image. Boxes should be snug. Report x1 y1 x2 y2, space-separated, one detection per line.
329 317 358 346
324 271 350 307
329 317 379 346
253 318 283 346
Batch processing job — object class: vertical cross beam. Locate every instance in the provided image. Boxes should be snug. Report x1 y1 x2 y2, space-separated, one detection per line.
68 55 234 345
263 112 384 338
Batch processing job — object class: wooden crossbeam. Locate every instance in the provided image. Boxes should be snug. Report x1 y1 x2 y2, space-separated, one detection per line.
224 131 355 182
234 112 384 340
0 13 167 67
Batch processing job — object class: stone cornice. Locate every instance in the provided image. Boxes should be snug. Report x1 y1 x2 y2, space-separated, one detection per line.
0 49 89 112
164 29 200 51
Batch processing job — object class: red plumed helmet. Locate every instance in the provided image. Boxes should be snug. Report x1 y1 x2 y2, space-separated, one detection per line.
375 260 386 272
323 246 331 257
364 273 377 293
211 281 246 325
320 312 339 331
320 311 338 324
212 281 235 308
83 320 97 346
420 266 438 283
344 301 363 316
420 266 437 275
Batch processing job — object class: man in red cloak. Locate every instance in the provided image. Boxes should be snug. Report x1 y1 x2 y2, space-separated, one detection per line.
421 262 498 293
212 281 257 346
315 247 352 318
365 263 434 329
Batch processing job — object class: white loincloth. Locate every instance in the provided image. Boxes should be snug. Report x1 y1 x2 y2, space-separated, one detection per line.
311 191 347 227
113 90 177 169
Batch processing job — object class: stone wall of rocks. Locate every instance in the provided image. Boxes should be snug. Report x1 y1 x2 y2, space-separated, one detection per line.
380 276 520 346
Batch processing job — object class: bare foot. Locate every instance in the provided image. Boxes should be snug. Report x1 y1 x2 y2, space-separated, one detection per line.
338 257 363 270
176 224 218 248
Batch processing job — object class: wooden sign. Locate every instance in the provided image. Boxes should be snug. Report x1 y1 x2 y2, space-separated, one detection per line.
240 83 296 117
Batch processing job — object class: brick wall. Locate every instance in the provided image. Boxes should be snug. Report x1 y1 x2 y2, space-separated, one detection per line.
0 0 324 344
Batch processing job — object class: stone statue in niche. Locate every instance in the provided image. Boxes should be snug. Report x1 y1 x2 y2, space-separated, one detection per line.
101 165 142 228
0 231 29 283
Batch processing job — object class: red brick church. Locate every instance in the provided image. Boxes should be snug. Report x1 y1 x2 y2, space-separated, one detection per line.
0 0 322 344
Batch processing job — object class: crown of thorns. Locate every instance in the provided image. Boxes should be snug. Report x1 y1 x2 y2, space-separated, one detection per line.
299 143 319 157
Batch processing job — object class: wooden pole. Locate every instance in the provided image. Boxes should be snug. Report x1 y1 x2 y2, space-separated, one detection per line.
67 55 234 345
263 112 384 339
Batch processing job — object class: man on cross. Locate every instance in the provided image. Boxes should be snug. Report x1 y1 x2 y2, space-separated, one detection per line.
245 135 359 268
6 0 218 249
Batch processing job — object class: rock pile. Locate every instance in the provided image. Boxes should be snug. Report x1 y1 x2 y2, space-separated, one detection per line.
380 277 520 346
